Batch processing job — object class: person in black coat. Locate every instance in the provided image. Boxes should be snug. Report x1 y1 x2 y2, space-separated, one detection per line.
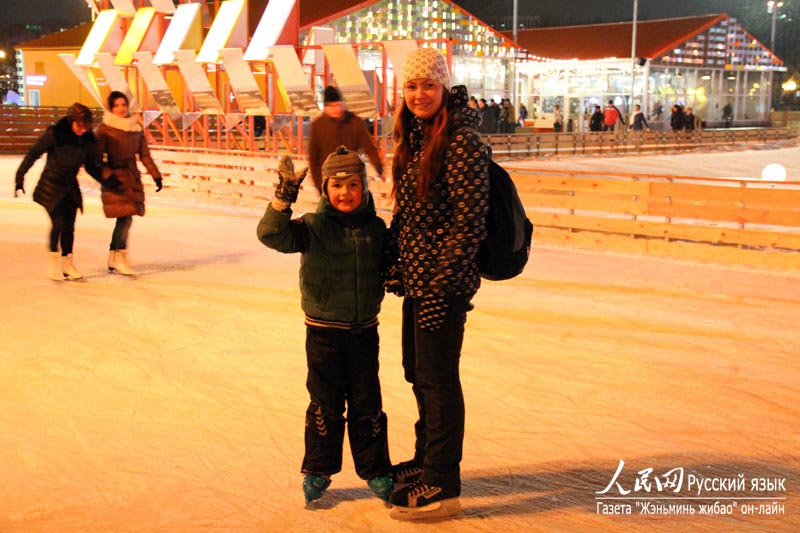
630 104 649 131
684 107 698 131
14 103 110 281
670 104 685 131
589 105 604 132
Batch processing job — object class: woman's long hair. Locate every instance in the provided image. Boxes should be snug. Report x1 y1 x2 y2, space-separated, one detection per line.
391 86 450 200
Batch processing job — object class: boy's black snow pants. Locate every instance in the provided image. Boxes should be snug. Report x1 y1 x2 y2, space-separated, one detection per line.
301 325 391 480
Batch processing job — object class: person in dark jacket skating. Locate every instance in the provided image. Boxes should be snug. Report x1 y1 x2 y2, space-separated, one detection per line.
307 86 384 195
14 103 112 281
256 147 392 506
383 47 489 521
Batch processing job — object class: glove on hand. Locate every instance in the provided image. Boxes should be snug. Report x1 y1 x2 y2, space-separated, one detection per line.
104 174 122 190
384 278 405 297
14 183 25 197
273 155 308 210
418 297 448 332
383 265 405 297
154 177 163 192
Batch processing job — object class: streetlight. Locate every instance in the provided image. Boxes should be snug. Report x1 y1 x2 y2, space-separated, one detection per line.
767 1 784 51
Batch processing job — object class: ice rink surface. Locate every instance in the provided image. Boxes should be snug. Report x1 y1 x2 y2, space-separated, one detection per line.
1 144 799 532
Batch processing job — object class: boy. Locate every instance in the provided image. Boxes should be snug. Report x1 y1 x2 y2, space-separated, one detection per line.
256 147 392 505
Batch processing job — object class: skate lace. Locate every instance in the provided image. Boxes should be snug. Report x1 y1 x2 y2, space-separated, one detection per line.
395 461 421 477
408 483 434 497
397 465 415 477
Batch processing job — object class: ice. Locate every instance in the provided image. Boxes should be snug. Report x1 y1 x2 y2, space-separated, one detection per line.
1 143 799 531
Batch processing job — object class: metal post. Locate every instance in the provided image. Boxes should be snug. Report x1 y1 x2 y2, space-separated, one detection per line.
629 0 639 118
768 1 783 51
512 0 519 107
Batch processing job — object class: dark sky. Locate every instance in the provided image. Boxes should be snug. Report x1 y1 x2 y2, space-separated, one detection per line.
458 0 759 26
2 0 90 26
0 0 775 27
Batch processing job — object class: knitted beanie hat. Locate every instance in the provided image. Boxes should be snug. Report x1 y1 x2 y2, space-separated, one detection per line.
323 85 343 104
321 146 368 198
401 47 451 89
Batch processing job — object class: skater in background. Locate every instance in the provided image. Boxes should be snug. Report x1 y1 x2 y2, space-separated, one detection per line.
589 105 604 132
552 104 564 133
670 104 685 131
95 91 162 276
383 47 489 520
603 99 622 132
630 104 649 131
308 85 384 195
14 103 112 281
722 101 734 128
256 148 393 506
517 102 528 128
684 107 699 131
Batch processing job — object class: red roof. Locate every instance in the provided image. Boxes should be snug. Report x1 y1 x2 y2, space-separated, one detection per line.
15 24 92 50
505 14 726 60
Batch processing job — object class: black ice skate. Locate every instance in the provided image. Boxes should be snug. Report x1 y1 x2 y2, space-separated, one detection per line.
390 459 422 488
389 480 461 521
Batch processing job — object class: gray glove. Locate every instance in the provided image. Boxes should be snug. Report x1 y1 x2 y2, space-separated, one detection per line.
272 155 308 211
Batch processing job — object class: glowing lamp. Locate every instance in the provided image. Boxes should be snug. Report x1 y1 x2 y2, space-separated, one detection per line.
761 163 787 181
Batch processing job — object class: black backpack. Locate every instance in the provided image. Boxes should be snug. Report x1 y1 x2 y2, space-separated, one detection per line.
479 160 533 281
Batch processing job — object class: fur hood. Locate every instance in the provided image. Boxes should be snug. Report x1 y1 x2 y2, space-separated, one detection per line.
102 111 142 133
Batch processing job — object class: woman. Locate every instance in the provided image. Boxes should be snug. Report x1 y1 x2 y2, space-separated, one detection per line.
517 102 528 128
553 104 564 133
95 91 163 275
630 104 649 131
384 47 489 521
14 103 111 281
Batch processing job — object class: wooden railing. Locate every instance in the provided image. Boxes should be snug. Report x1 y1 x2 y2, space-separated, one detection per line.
79 146 395 216
74 145 800 269
11 105 798 269
516 168 800 269
485 127 799 159
1 106 114 154
3 106 797 160
0 107 73 154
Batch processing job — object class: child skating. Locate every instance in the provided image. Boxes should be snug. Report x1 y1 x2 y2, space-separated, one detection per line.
256 148 393 506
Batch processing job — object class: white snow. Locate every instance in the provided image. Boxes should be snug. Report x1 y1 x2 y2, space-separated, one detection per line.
1 143 799 532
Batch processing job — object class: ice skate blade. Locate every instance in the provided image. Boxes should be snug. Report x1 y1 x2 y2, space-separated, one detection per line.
390 497 461 521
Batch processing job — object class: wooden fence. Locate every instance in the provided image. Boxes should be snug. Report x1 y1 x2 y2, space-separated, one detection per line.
516 168 800 269
0 107 77 154
9 107 797 269
2 106 797 160
485 127 799 158
89 146 797 270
